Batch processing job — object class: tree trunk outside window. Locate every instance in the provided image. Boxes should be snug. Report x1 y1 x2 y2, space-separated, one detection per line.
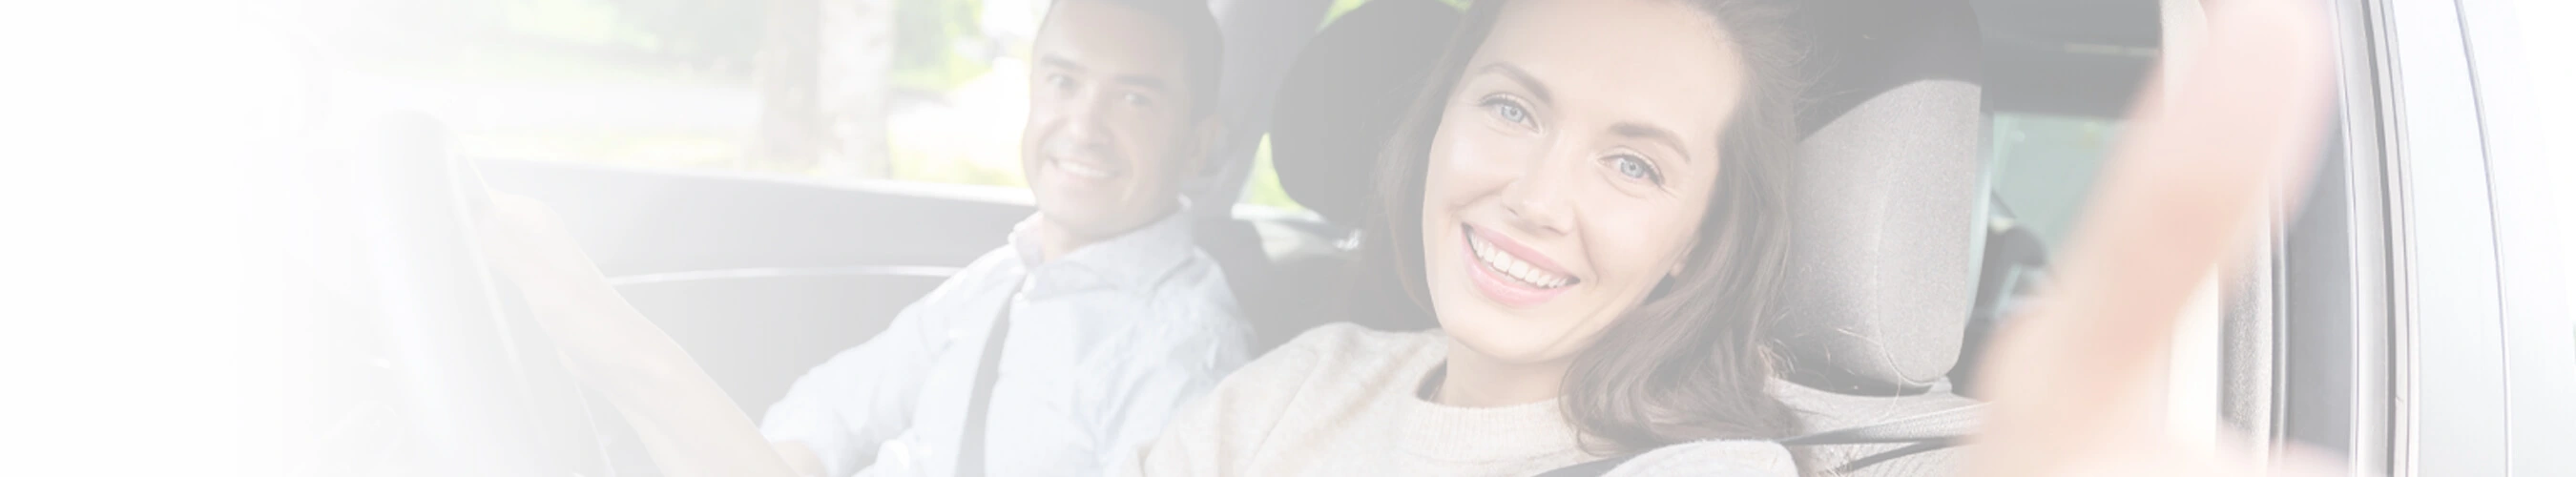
757 0 893 179
819 0 896 179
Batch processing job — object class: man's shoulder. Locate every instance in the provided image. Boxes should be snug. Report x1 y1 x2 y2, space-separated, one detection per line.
1111 251 1253 354
957 245 1028 279
1052 245 1250 361
1142 250 1241 317
1047 238 1235 334
903 246 1026 311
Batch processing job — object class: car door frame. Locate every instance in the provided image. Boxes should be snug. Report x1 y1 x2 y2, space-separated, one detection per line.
2280 0 2576 475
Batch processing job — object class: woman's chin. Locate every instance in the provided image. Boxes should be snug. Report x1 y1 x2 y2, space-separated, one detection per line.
1434 304 1588 365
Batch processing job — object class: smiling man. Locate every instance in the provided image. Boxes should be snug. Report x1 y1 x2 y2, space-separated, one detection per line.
752 0 1248 476
480 1 1243 475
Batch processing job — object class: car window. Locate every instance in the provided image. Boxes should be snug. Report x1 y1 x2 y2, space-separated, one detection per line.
318 0 1052 190
1987 113 2123 247
316 0 1440 217
1241 136 1303 211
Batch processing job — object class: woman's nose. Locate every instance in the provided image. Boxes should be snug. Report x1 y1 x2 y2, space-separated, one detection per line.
1497 154 1577 237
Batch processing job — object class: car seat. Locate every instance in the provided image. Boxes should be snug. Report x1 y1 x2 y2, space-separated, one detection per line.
1769 0 1988 474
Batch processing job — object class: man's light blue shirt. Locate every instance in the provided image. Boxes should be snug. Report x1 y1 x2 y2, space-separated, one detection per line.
759 210 1252 477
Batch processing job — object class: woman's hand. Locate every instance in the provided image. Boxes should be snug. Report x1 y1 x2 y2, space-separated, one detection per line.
1966 1 2338 476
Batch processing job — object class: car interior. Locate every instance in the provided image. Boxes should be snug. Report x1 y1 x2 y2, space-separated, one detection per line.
322 0 2170 474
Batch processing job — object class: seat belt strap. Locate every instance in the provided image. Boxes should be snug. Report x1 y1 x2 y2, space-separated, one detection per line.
954 283 1024 477
1530 455 1638 477
1526 404 1984 477
1777 403 1984 446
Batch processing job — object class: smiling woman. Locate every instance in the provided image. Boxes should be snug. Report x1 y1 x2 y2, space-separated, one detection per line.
1388 0 1810 458
1125 0 1812 474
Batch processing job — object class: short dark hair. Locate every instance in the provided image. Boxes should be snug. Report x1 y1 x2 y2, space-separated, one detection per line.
1043 0 1227 117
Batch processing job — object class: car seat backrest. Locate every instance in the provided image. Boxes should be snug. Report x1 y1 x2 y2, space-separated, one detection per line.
1776 0 1987 396
1769 2 1989 475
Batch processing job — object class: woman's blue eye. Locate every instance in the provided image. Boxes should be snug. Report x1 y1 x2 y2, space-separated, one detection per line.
1610 155 1664 184
1485 98 1531 126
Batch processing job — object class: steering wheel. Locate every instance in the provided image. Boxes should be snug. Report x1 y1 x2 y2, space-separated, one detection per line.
322 112 614 476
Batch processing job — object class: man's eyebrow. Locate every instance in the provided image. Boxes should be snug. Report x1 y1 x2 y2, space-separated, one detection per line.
1039 54 1168 92
1611 122 1692 163
1478 62 1552 105
1111 74 1170 92
1038 54 1086 73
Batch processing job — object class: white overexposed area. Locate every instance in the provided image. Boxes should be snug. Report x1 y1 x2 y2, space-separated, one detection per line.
2507 0 2576 323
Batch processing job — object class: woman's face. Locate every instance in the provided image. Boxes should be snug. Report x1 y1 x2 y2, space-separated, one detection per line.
1423 0 1748 365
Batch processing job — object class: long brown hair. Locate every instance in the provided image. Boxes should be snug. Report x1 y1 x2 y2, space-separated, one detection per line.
1365 0 1811 464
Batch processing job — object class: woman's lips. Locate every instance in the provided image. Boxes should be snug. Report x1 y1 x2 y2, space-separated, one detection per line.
1461 225 1576 308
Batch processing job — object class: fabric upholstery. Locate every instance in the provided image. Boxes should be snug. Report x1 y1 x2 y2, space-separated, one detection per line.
1774 0 1988 395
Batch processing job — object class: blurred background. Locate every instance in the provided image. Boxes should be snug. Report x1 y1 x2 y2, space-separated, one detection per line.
280 0 1466 211
274 0 2151 244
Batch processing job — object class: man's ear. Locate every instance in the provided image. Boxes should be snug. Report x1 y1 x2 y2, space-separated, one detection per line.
1183 114 1227 179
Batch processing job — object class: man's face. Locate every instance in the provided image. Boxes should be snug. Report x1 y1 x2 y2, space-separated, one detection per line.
1022 0 1209 240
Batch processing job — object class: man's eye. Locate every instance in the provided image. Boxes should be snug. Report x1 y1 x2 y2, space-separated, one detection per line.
1122 93 1153 107
1483 97 1532 126
1046 73 1074 89
1609 155 1664 184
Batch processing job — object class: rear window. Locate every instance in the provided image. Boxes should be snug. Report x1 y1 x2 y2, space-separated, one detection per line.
1986 113 2123 246
317 0 1047 189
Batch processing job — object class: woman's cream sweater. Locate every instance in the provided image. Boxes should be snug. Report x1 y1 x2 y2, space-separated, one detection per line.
1124 323 1796 476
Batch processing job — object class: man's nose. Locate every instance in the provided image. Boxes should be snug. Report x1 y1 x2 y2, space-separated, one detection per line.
1061 91 1115 147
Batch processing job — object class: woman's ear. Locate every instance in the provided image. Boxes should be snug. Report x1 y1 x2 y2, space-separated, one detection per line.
1669 241 1697 278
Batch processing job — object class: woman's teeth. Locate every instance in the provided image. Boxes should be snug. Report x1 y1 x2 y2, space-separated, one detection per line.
1469 233 1573 289
1053 158 1115 179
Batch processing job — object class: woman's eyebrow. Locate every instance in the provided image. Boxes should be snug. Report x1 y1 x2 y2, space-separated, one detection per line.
1478 62 1552 105
1610 122 1690 163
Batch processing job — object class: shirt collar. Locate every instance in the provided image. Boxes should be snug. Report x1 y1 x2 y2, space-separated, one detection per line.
1006 200 1203 294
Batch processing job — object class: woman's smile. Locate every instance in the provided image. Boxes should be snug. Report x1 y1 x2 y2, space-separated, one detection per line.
1461 223 1581 307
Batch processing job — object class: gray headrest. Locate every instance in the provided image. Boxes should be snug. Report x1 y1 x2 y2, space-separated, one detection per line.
1775 0 1987 394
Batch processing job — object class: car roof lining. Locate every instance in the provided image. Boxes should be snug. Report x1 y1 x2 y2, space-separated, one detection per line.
1971 0 2161 117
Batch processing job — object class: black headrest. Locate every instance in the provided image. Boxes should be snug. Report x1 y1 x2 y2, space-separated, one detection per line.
1270 0 1462 228
1792 0 1984 137
1774 0 1988 395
